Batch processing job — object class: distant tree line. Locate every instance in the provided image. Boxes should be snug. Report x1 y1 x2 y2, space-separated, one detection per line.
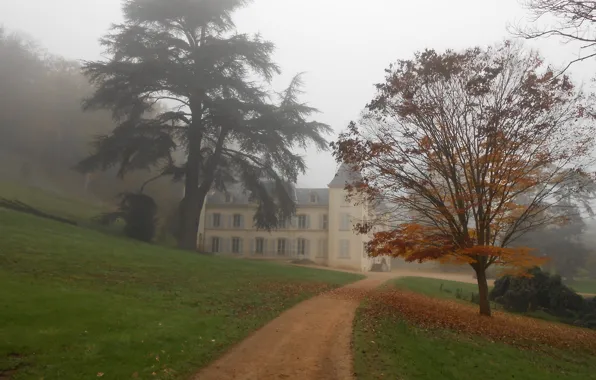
0 26 183 239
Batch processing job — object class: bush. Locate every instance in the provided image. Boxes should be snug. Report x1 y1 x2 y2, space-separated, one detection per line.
95 192 158 243
491 267 590 320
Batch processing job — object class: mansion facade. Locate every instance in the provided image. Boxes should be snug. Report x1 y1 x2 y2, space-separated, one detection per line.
196 164 391 273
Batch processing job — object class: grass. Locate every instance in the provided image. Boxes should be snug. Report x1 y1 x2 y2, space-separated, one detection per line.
354 304 596 380
393 276 593 324
392 276 483 301
353 276 596 379
0 181 108 223
0 209 363 379
569 279 596 294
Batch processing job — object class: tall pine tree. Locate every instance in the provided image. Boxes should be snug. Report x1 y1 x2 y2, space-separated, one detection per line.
78 0 330 249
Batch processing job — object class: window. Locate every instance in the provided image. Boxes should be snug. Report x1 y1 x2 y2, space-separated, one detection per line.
310 193 318 203
298 215 308 229
255 237 265 254
232 237 242 254
233 214 242 228
211 237 220 253
277 239 287 255
212 213 221 228
339 239 350 259
340 213 351 231
321 214 328 230
225 193 233 203
297 238 307 256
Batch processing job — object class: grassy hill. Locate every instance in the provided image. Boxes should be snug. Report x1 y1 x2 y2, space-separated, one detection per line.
354 277 596 380
0 208 362 379
0 181 109 223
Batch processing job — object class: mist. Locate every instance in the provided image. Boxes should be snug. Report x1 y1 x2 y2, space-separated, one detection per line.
1 0 596 262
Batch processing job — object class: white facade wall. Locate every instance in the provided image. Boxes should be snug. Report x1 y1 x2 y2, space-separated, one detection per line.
197 186 391 273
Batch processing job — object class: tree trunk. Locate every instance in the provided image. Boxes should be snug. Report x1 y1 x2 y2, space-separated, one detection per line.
474 266 492 317
177 196 198 250
178 116 202 250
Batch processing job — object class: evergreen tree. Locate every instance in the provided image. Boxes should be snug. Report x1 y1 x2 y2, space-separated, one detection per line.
77 0 330 249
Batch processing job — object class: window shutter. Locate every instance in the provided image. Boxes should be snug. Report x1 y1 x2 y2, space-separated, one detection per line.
306 215 311 229
305 239 310 257
263 238 268 255
319 214 323 230
250 239 255 255
239 239 244 254
240 215 245 229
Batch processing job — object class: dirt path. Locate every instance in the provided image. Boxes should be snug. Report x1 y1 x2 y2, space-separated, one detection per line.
198 268 594 379
193 268 595 379
193 274 394 380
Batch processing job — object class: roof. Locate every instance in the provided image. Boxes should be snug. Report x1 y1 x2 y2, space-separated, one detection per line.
206 184 329 206
328 163 362 189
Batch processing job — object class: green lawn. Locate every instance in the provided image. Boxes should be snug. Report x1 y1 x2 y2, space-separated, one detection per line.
569 279 596 294
0 209 363 379
392 276 483 301
0 181 108 223
354 305 596 380
355 276 596 379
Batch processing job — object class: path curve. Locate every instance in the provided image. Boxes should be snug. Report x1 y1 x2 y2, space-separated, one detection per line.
193 275 391 380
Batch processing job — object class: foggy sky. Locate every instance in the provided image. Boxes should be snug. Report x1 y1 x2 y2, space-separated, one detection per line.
1 0 594 188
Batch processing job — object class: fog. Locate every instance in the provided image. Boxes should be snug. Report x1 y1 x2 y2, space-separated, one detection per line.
3 0 595 188
1 0 596 244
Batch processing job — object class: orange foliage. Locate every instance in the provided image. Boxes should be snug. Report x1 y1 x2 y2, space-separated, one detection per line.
332 43 595 285
367 223 547 274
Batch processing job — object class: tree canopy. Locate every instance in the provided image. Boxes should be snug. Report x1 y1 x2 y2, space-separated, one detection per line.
333 42 596 316
78 0 331 249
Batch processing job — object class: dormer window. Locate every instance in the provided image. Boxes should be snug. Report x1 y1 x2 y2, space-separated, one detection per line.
310 193 318 203
225 193 233 203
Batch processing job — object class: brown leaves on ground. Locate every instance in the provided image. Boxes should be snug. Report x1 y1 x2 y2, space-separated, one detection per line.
366 288 596 353
255 281 334 297
325 286 380 303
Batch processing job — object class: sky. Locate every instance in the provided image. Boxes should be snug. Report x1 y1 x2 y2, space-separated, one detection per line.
1 0 594 188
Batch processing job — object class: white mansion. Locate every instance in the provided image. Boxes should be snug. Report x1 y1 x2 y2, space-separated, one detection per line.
196 164 391 273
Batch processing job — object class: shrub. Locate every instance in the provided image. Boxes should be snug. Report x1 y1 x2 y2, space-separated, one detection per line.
95 192 158 242
491 267 587 317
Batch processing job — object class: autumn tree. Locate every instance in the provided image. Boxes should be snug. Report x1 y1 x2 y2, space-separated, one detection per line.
78 0 330 249
514 0 596 72
333 42 596 316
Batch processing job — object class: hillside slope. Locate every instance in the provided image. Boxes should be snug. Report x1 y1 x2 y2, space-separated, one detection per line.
0 209 362 379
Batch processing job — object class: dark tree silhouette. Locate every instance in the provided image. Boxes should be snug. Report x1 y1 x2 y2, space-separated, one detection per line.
77 0 330 250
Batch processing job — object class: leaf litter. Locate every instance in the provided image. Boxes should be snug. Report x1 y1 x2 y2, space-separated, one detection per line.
363 288 596 353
